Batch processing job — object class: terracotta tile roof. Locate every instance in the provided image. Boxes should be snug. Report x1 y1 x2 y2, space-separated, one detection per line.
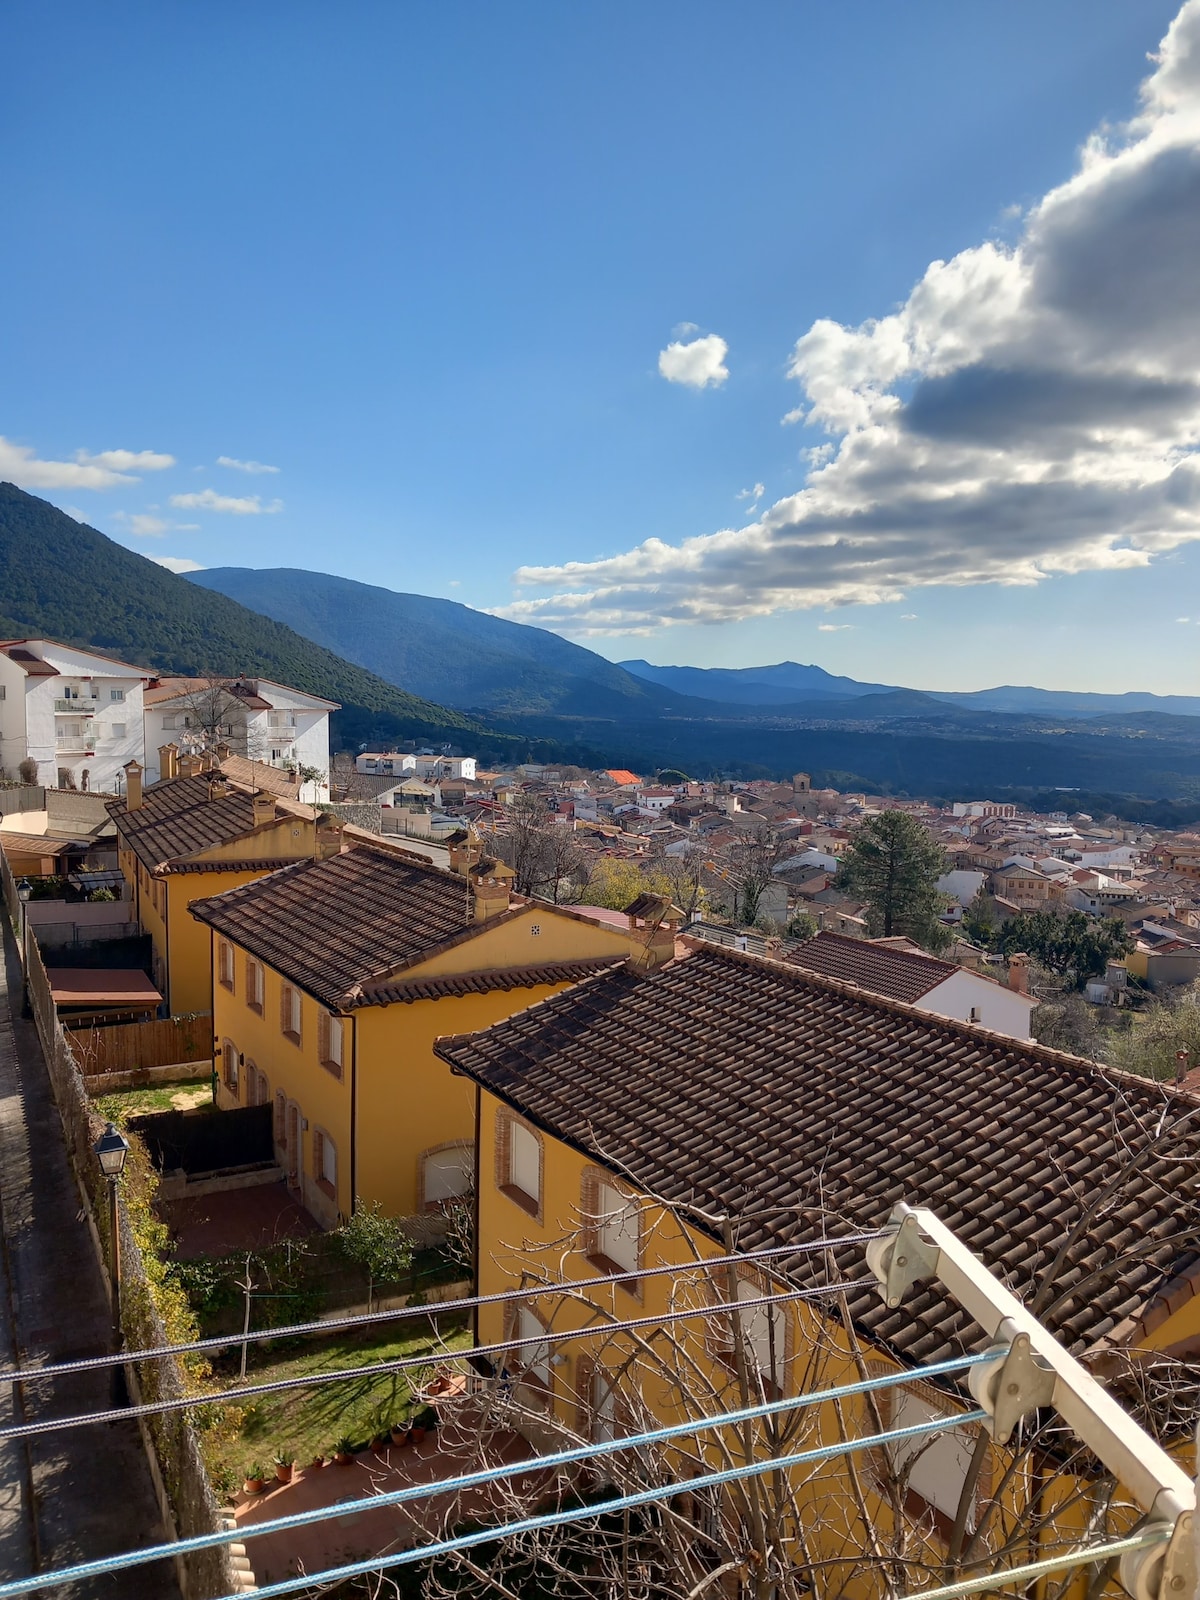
359 957 625 1007
189 843 481 1008
435 942 1200 1366
107 773 312 874
783 930 957 1003
219 757 302 799
0 832 74 858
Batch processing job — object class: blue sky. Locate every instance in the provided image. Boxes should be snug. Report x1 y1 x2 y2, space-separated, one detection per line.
4 1 1198 694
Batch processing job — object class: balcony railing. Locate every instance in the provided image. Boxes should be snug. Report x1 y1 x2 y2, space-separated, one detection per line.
54 736 96 753
54 698 97 713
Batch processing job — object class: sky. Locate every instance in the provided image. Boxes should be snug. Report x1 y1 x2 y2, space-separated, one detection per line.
3 1 1199 695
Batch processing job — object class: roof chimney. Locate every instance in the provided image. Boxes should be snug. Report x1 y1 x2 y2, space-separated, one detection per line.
178 753 204 778
251 791 276 827
158 743 179 782
314 812 343 860
1008 952 1030 995
447 833 477 877
123 760 143 812
215 740 232 763
1176 1048 1189 1086
623 895 685 971
208 773 230 801
469 858 514 922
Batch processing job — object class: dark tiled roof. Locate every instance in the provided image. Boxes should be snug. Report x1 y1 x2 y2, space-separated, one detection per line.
189 844 480 1008
160 857 305 876
359 957 625 1007
436 943 1200 1365
107 773 310 873
784 929 957 1003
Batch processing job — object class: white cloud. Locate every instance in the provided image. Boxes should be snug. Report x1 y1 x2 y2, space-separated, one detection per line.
509 3 1200 636
817 623 853 632
169 489 283 514
151 556 205 574
0 439 174 491
658 332 729 389
78 448 175 472
780 407 806 426
217 455 280 474
737 483 765 502
126 514 170 537
900 613 918 620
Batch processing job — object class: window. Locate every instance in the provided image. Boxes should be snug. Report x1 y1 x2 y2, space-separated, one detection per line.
512 1305 551 1391
161 715 177 731
111 722 127 740
246 957 264 1014
218 939 235 991
968 1006 981 1024
280 982 302 1043
422 1143 474 1210
496 1109 542 1217
885 1388 982 1532
583 1170 640 1277
222 1040 239 1092
318 1010 344 1078
716 1274 788 1395
313 1129 337 1195
109 688 125 702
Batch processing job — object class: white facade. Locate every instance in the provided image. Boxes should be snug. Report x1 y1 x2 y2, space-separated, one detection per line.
915 969 1036 1041
0 640 146 793
635 788 676 813
356 752 476 781
143 677 334 801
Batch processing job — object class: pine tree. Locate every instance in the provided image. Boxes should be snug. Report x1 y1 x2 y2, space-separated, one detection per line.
839 810 947 947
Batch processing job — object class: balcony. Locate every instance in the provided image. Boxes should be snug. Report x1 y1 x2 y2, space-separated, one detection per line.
54 698 97 713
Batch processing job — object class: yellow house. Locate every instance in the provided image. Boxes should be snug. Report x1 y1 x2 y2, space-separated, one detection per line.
435 941 1200 1591
187 837 646 1228
108 754 319 1014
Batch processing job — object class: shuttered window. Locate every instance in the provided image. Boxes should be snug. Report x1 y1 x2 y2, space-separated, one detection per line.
313 1129 337 1195
280 983 301 1044
245 957 264 1014
222 1040 239 1091
494 1108 542 1220
218 940 235 990
273 1089 286 1146
317 1010 344 1079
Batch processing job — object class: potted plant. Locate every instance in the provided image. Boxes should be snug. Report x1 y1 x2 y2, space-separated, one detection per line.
333 1436 355 1466
410 1406 435 1446
243 1464 268 1495
307 1453 327 1472
273 1451 295 1485
390 1418 410 1448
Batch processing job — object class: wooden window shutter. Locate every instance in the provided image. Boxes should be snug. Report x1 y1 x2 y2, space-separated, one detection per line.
312 1128 323 1180
318 1008 329 1064
280 981 290 1035
273 1090 286 1146
494 1108 512 1192
580 1167 602 1258
574 1353 595 1438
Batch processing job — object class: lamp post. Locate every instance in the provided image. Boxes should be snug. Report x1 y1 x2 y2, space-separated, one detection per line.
93 1122 130 1344
16 880 32 1014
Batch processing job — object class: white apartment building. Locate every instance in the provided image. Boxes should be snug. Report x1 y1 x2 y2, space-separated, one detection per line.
355 752 476 781
0 639 147 793
142 676 337 800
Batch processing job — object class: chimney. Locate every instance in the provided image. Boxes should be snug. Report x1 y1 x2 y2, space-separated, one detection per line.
1176 1049 1189 1086
1008 952 1030 995
470 860 513 922
251 791 276 828
178 753 204 778
208 773 230 801
625 896 685 971
158 743 179 782
314 812 343 860
447 834 477 877
123 760 143 812
215 741 232 763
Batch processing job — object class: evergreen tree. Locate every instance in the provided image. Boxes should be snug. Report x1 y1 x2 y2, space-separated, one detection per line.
839 811 947 946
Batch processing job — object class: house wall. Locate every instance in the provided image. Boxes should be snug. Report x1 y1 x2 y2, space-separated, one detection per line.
0 655 28 779
29 644 146 793
917 970 1036 1041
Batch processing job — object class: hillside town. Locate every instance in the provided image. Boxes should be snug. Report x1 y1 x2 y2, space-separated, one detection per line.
2 637 1200 1596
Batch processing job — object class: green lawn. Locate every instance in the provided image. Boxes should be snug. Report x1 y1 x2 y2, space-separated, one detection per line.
201 1319 471 1490
93 1076 215 1120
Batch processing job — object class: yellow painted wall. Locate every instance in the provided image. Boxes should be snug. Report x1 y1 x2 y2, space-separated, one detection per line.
210 927 352 1228
166 857 308 1016
411 902 634 977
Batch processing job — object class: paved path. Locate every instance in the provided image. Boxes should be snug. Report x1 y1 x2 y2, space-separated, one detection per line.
0 921 181 1598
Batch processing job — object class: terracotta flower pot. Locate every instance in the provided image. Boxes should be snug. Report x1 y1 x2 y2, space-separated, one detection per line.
243 1476 266 1496
410 1426 426 1445
334 1450 355 1466
390 1425 407 1447
308 1456 326 1471
275 1462 294 1484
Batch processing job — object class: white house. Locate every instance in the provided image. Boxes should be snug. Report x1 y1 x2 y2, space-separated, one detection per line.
355 752 476 781
785 930 1037 1041
634 787 677 813
142 676 336 800
0 639 147 793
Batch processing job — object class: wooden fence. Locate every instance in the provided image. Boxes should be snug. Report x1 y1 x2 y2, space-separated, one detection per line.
70 1014 214 1077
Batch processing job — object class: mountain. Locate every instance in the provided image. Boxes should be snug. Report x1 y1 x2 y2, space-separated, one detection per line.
189 567 684 718
0 485 501 751
619 658 899 704
621 658 1200 720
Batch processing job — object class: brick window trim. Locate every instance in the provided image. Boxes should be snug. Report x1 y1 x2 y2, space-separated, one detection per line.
861 1362 993 1545
419 1141 475 1214
580 1165 643 1299
317 1009 345 1080
494 1107 544 1224
280 983 302 1047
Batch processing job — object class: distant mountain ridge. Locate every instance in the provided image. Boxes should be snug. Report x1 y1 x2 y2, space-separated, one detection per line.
0 485 501 752
620 659 1200 720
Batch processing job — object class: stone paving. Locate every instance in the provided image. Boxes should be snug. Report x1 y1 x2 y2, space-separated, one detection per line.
0 919 181 1598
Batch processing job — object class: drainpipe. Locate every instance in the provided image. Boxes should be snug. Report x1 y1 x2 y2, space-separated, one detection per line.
349 1013 358 1217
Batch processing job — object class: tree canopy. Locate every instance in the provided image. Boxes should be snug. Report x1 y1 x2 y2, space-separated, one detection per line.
989 909 1130 991
838 810 948 948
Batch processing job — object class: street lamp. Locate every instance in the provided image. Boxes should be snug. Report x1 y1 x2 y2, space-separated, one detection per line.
93 1122 130 1344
